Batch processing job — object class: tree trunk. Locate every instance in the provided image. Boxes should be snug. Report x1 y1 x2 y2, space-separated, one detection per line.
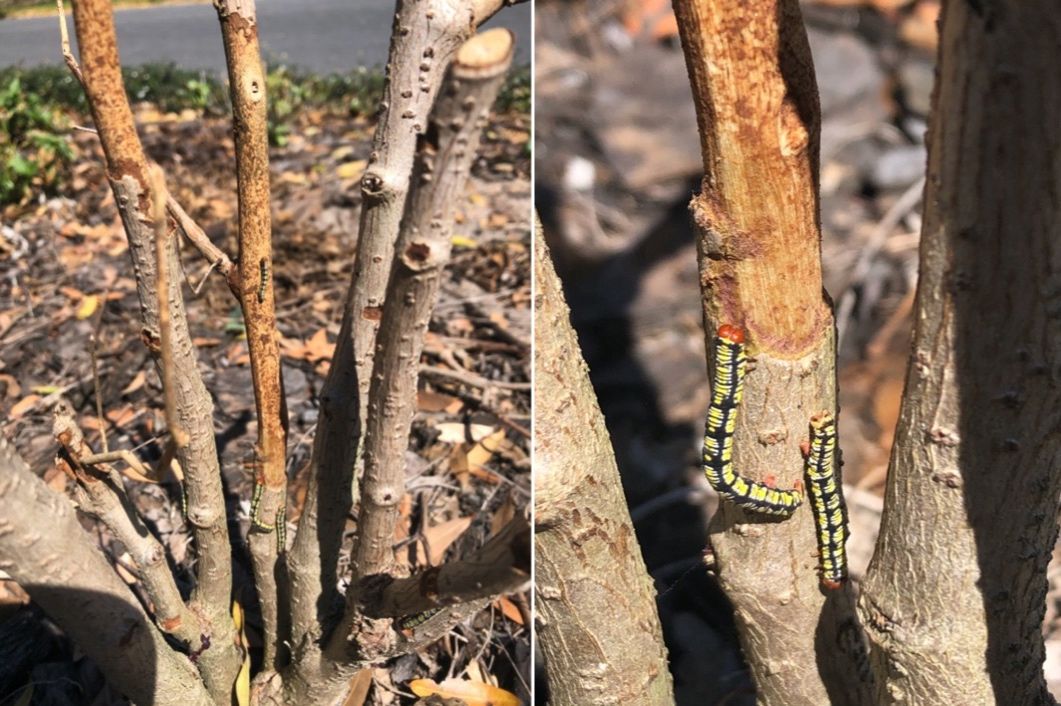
534 216 675 706
858 3 1061 704
0 438 213 706
671 1 871 703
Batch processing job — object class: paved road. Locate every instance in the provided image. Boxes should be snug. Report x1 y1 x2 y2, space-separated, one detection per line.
0 0 530 72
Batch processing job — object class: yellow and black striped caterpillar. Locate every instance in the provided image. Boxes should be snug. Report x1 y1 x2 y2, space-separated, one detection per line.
803 412 848 589
702 325 804 516
397 607 443 630
257 259 269 304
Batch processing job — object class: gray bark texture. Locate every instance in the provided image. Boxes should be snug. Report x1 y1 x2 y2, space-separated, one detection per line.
70 0 239 696
0 437 214 706
533 217 676 706
858 3 1061 704
286 0 509 658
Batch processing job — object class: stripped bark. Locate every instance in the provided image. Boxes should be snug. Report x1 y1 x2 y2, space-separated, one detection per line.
215 0 289 670
858 3 1061 704
671 1 871 703
533 216 675 706
70 0 239 695
286 0 510 652
0 437 213 706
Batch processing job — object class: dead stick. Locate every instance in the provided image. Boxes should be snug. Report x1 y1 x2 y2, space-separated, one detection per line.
52 402 203 651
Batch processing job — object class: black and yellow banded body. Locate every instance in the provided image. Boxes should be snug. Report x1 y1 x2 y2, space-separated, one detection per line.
804 413 848 589
397 607 442 630
702 325 803 516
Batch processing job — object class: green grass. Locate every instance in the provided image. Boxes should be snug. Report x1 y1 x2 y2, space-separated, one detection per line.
0 0 180 19
0 60 529 204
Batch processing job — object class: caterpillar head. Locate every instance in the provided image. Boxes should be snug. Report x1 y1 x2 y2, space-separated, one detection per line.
716 324 745 344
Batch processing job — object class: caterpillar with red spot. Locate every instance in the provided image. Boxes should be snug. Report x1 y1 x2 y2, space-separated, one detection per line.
702 325 804 516
803 412 848 589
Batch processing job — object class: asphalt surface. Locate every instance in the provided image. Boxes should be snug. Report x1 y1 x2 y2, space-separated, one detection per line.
0 0 530 72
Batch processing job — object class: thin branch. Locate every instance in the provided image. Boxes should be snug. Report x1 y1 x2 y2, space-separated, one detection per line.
352 26 514 586
214 0 288 670
166 194 238 294
0 436 213 706
67 0 238 695
51 402 201 647
55 0 83 86
286 0 510 661
419 364 531 391
150 164 189 450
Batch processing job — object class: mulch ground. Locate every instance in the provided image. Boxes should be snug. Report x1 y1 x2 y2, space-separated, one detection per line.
0 102 530 705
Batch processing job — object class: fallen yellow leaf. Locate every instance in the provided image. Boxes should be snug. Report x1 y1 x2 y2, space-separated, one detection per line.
336 160 367 180
408 678 520 706
76 294 100 320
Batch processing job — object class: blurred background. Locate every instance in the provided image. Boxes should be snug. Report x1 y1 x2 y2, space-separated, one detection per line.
536 0 1061 703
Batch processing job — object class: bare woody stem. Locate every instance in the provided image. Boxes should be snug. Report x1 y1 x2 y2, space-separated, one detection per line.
533 216 675 706
215 0 288 670
286 0 508 654
52 405 193 637
352 27 515 583
69 0 238 695
671 1 871 703
0 437 213 706
51 404 207 655
362 514 530 620
859 3 1061 703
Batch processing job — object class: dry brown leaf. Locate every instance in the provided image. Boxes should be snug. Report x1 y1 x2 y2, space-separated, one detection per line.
341 668 374 706
105 405 140 429
418 390 462 413
9 395 40 420
417 516 473 566
122 371 147 396
495 596 523 626
408 678 519 706
0 373 21 399
281 328 335 364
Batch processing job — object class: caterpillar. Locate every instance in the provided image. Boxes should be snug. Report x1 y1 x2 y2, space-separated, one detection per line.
257 259 269 304
702 324 804 516
397 607 443 630
803 412 848 589
250 477 287 553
